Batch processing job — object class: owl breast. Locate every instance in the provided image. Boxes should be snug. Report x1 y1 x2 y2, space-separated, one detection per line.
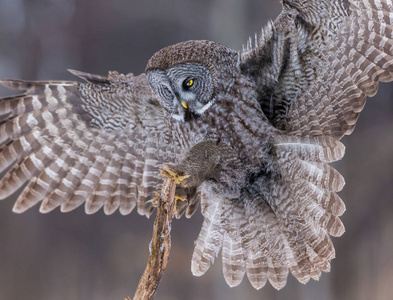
169 75 276 172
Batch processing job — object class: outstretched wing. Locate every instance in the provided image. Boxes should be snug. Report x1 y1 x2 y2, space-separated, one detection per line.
0 70 180 216
241 0 393 139
193 0 393 290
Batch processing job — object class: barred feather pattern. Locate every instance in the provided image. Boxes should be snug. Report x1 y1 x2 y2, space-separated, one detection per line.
0 72 180 216
191 135 346 289
1 0 393 293
190 0 393 290
241 0 393 139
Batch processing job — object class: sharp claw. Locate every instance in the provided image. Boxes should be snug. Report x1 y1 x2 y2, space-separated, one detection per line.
149 189 187 214
174 195 188 216
161 165 190 185
175 195 187 202
145 198 158 207
145 191 161 207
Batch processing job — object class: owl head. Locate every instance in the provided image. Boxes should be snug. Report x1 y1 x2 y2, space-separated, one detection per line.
146 40 238 122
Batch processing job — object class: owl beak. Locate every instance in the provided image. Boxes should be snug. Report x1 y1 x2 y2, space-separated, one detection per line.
178 99 198 122
181 101 188 109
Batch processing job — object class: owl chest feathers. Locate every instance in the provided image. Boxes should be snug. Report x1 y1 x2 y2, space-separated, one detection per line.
169 75 277 174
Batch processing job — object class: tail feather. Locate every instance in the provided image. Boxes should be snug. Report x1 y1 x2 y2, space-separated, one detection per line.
246 253 268 290
267 263 289 290
191 135 346 289
191 187 225 277
222 233 246 287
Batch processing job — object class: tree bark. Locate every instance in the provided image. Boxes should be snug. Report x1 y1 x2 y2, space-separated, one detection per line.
131 178 176 300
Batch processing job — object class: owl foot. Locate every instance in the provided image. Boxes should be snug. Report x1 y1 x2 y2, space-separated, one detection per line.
174 196 189 216
146 191 161 207
161 165 190 186
149 190 187 207
175 194 188 206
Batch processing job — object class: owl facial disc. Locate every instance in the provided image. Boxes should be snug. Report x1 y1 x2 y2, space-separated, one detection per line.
146 62 215 122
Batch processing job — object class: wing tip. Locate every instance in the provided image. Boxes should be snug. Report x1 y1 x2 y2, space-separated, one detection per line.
0 79 29 91
191 253 213 277
39 205 53 214
67 69 110 84
12 203 27 214
223 271 245 288
191 262 207 277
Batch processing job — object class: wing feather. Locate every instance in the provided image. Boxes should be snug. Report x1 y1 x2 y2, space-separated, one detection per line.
191 186 225 276
222 233 246 287
192 133 347 289
0 72 181 216
227 2 393 287
240 0 393 139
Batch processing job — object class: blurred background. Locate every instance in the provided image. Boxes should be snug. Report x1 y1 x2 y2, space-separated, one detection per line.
0 0 392 299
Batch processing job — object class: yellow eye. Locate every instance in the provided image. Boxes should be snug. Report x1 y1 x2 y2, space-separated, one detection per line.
184 78 194 88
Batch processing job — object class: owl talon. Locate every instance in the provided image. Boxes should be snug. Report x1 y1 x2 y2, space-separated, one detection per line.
161 165 190 186
175 195 187 202
145 192 160 207
174 195 188 215
149 190 187 214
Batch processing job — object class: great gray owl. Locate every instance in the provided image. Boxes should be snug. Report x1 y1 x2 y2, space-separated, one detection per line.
0 0 392 291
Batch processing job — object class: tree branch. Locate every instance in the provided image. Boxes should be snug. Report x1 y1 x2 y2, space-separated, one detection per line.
130 178 176 300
